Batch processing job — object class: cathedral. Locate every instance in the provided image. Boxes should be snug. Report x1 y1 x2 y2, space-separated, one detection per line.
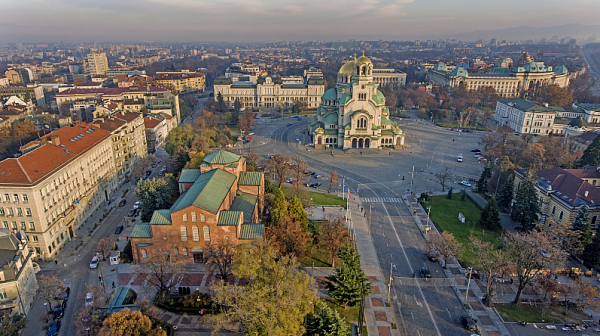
308 54 405 150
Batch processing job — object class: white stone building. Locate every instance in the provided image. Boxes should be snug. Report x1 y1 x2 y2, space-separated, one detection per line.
0 229 38 315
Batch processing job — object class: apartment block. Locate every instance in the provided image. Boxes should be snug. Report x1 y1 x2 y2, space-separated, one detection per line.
0 229 38 315
83 52 109 75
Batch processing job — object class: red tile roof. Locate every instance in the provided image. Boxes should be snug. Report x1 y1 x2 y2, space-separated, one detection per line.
566 166 600 179
531 167 600 207
144 117 162 129
56 86 169 97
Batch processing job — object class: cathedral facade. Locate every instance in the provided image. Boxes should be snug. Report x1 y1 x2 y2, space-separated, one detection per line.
308 55 405 150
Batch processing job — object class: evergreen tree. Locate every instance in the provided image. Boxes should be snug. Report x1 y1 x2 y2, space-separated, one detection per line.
447 187 453 199
479 197 502 231
269 188 288 227
325 244 371 308
510 173 539 230
496 175 514 211
136 179 173 222
460 189 466 201
216 92 226 112
584 231 600 266
288 197 309 231
477 164 492 194
305 301 351 336
579 136 600 167
573 205 592 249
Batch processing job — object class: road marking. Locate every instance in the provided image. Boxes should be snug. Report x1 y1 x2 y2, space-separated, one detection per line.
386 243 389 247
446 308 452 318
382 232 385 237
434 283 439 292
411 312 415 320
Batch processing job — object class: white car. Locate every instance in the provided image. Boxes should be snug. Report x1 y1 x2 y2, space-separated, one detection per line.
89 256 99 269
85 293 94 307
296 137 300 142
461 181 472 187
133 201 141 209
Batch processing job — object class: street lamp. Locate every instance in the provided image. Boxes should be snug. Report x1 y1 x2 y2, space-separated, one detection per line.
465 267 473 303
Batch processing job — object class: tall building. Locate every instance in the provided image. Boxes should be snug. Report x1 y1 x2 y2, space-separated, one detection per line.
83 52 109 75
308 55 405 150
0 123 118 260
154 70 206 94
0 229 38 315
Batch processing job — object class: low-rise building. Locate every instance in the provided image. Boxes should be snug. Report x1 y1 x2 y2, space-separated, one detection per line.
372 67 407 88
0 85 46 106
494 99 562 135
130 150 264 264
0 229 38 315
144 116 166 154
154 71 205 94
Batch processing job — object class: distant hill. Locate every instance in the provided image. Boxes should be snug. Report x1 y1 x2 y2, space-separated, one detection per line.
440 24 600 43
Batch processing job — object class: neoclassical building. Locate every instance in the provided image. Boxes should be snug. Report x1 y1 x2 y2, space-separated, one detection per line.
308 55 405 149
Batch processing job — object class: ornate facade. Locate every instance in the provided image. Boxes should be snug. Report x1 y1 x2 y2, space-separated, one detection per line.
308 55 405 149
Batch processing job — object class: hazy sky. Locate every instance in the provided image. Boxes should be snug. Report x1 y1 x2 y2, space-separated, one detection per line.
1 0 599 43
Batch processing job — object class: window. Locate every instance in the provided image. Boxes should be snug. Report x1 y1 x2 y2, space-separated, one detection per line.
183 213 188 222
592 216 598 225
551 206 556 215
2 221 6 228
0 289 6 300
22 194 28 202
0 208 4 216
17 208 22 217
11 222 16 229
35 247 41 255
192 212 197 222
201 214 206 222
192 225 200 241
26 208 31 216
20 222 25 230
203 226 211 242
141 249 147 259
183 247 188 256
3 194 8 202
174 247 179 256
32 236 38 242
559 211 564 221
48 246 52 254
7 208 13 216
180 226 188 241
13 194 18 202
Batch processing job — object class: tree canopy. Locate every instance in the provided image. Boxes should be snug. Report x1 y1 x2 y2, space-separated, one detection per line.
99 308 166 336
325 243 371 308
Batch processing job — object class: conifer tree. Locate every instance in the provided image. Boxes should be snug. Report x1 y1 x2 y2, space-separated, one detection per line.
269 188 287 227
324 244 371 308
305 301 351 336
477 164 492 194
479 197 502 231
573 205 592 249
447 187 453 199
288 197 309 231
580 136 600 167
584 230 600 266
496 175 514 211
511 173 539 230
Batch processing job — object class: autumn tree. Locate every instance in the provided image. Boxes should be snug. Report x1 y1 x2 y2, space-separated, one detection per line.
428 232 462 267
237 109 256 134
503 230 567 304
245 147 259 171
136 178 173 222
573 277 600 313
206 238 237 282
269 153 291 188
96 237 117 261
327 170 339 194
434 165 452 192
510 171 539 230
290 156 309 196
535 84 573 108
545 218 583 256
99 308 166 336
164 124 194 155
267 215 310 257
129 155 155 183
0 313 27 336
208 241 317 336
319 214 350 267
37 275 65 310
470 237 510 306
136 248 187 298
75 284 106 335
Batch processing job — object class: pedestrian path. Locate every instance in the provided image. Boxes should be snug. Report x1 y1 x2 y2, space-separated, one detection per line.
361 197 403 203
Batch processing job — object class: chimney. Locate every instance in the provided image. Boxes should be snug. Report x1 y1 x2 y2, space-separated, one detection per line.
585 190 589 197
51 135 60 146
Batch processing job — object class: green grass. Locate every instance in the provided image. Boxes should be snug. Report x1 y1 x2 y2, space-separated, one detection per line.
227 126 240 134
324 298 361 323
434 121 486 130
421 193 501 266
299 245 333 267
395 113 411 118
309 192 347 207
494 303 566 324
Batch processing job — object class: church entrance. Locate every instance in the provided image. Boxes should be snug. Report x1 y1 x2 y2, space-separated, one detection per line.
365 139 370 148
352 139 357 148
358 139 364 148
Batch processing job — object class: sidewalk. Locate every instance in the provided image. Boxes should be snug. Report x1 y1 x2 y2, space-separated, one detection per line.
309 202 400 336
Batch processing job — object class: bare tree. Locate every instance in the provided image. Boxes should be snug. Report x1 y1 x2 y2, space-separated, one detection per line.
74 284 106 335
130 155 156 183
504 230 567 304
269 154 291 188
37 275 66 311
434 166 452 192
136 249 187 299
206 238 237 282
245 147 259 170
428 231 462 267
470 236 510 306
96 237 117 261
573 277 600 313
290 156 309 196
327 170 339 194
318 214 350 267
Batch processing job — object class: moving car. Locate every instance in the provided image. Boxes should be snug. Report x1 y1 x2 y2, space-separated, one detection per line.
457 155 463 162
85 292 94 307
118 199 126 207
462 315 478 331
114 225 124 234
286 178 294 184
461 181 472 187
151 163 158 168
133 201 141 209
314 174 324 179
89 256 99 269
420 267 431 279
286 123 292 126
47 320 61 336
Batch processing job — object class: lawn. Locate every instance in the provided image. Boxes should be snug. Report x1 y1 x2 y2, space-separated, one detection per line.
421 193 501 266
324 298 361 323
280 186 347 208
299 244 333 267
494 303 568 324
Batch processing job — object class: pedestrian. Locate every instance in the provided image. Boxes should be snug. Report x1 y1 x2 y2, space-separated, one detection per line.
389 152 391 155
200 310 204 315
54 259 58 265
112 281 115 288
360 151 362 155
453 139 455 142
322 207 325 212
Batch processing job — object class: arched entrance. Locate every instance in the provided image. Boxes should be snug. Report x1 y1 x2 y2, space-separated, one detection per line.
358 138 364 148
317 137 322 145
352 139 357 148
365 138 370 148
192 247 204 263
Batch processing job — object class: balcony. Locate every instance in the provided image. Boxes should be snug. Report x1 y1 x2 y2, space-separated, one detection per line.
0 298 16 310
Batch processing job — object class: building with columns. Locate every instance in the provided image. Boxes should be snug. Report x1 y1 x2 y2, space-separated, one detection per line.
308 55 405 149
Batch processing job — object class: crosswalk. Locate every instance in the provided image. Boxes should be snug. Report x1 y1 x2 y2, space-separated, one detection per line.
361 197 403 203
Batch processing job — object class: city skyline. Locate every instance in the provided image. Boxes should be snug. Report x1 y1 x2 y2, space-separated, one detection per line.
1 0 599 43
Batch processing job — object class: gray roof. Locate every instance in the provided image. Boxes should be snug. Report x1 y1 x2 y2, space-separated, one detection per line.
239 224 264 240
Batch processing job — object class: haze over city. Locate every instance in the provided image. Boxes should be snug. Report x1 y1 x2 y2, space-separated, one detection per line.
1 0 600 42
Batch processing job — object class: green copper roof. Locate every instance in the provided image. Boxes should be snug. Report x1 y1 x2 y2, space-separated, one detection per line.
200 162 210 167
230 190 258 224
499 99 565 113
433 62 447 72
381 130 394 136
344 123 351 130
338 60 355 75
340 94 352 105
217 210 243 226
203 150 241 165
372 90 385 105
450 67 469 77
239 224 264 240
179 169 201 183
381 117 393 125
150 210 172 225
131 223 152 238
239 171 263 186
323 113 338 124
226 163 239 168
307 77 325 86
171 168 237 214
322 88 337 101
324 129 337 135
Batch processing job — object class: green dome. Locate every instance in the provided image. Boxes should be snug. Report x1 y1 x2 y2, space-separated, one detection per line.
322 88 337 101
338 60 355 75
355 56 371 66
569 117 587 128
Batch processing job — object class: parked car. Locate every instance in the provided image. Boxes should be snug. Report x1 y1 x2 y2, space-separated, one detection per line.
57 287 70 301
133 201 141 209
457 155 463 162
426 250 438 262
465 269 481 280
420 267 431 279
311 182 322 188
304 183 312 187
247 136 252 140
286 178 294 183
462 315 478 331
314 174 324 179
247 132 254 136
114 225 124 235
128 209 136 217
151 163 157 168
286 123 292 126
47 320 61 336
53 300 67 319
461 181 472 187
146 170 152 176
85 292 94 307
471 149 481 152
118 199 126 207
158 170 165 177
89 256 99 269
